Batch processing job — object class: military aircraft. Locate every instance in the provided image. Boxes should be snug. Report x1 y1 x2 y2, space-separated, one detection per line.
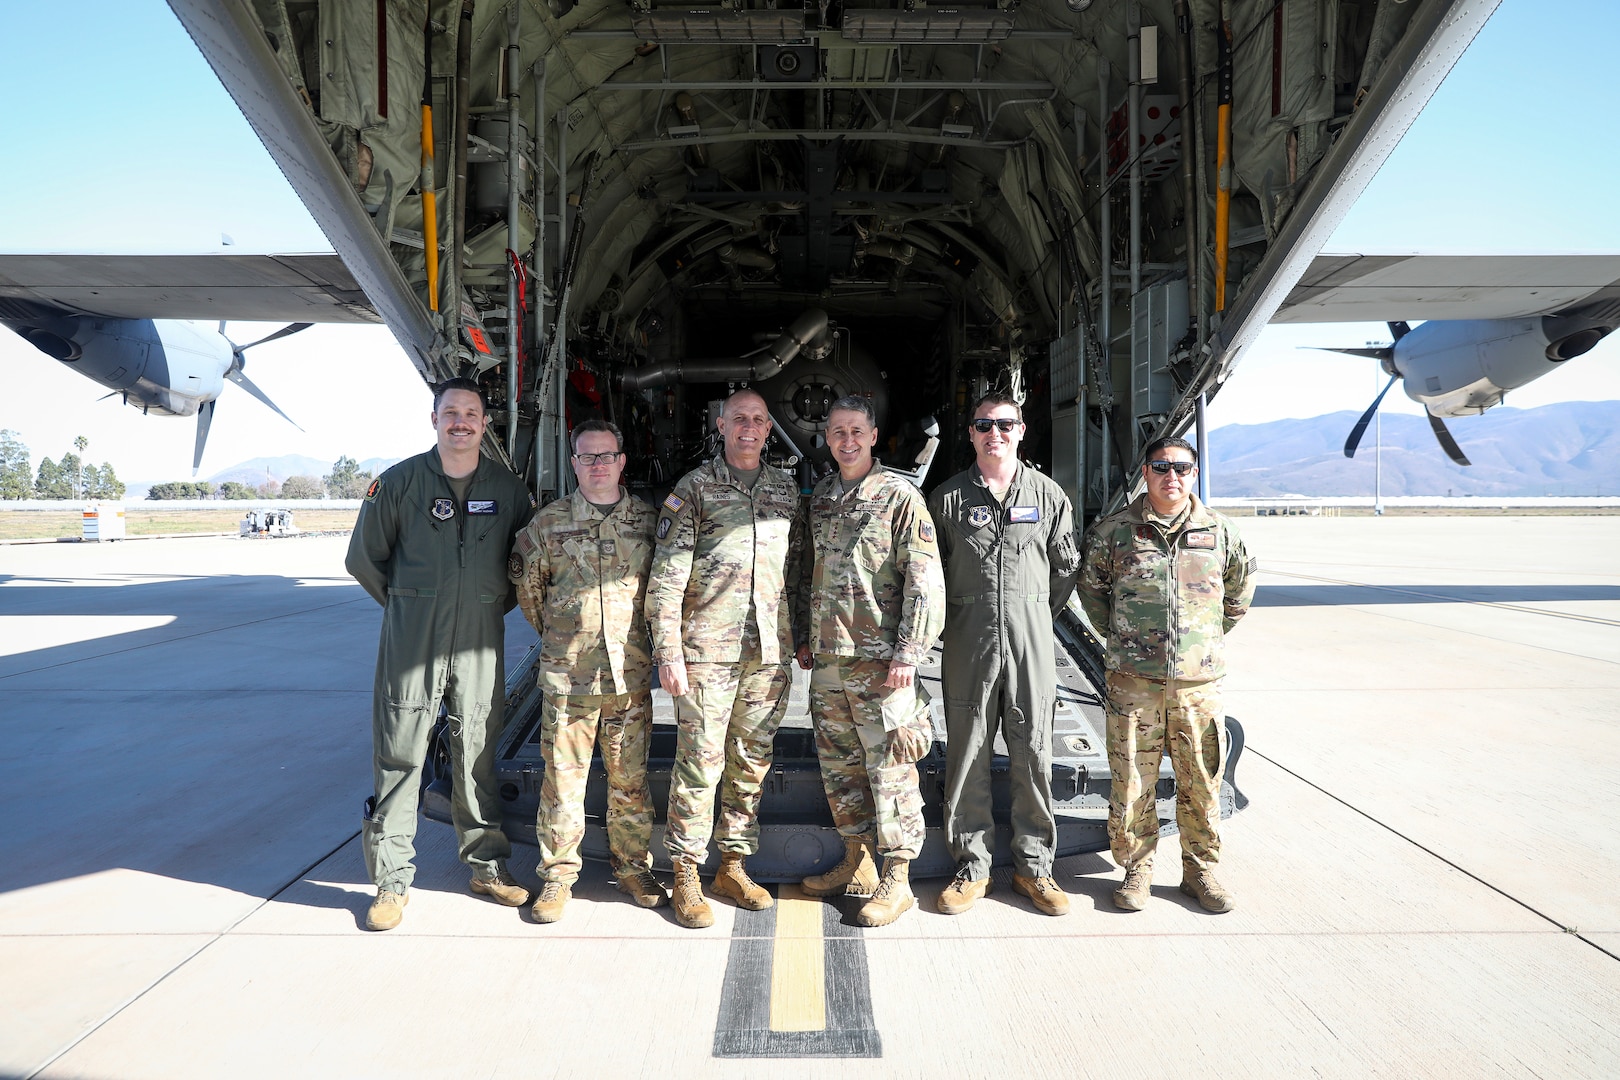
4 0 1617 877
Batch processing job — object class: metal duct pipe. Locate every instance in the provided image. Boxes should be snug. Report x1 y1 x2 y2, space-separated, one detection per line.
1127 1 1142 300
716 241 776 270
504 1 522 460
862 239 916 265
673 92 708 168
619 309 830 390
1098 54 1112 510
1173 0 1200 337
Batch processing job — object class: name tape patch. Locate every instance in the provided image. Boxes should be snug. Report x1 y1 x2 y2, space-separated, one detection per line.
467 500 497 515
1184 531 1215 549
1008 505 1040 524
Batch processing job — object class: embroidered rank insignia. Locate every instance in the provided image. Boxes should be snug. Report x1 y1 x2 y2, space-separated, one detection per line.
919 522 935 543
967 504 992 529
431 498 455 520
364 477 381 501
1008 505 1040 524
657 516 672 540
467 500 497 514
600 538 616 557
1185 531 1215 549
1135 525 1155 541
663 493 686 514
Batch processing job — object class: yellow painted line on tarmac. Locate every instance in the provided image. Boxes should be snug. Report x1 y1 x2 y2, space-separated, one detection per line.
768 884 826 1032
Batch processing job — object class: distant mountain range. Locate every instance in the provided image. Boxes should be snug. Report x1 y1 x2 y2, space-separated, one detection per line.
1207 400 1620 497
205 454 401 487
126 455 401 498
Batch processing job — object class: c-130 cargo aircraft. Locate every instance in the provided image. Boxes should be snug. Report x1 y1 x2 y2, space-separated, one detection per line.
3 0 1616 878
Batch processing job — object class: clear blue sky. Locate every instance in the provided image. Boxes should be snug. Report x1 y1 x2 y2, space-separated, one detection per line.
0 0 1616 482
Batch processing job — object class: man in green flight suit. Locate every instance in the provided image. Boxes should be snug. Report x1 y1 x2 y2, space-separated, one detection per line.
928 392 1083 917
346 378 535 931
1075 436 1255 913
646 389 806 929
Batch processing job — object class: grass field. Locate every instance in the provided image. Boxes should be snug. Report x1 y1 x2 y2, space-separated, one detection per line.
0 509 360 541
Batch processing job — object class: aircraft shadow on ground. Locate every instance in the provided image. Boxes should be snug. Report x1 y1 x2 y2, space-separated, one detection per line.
0 571 540 904
1252 584 1620 607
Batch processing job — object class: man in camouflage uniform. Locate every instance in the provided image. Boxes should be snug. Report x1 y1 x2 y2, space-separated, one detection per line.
793 396 945 927
509 419 667 923
1075 436 1256 913
929 392 1083 917
646 389 805 928
345 378 534 931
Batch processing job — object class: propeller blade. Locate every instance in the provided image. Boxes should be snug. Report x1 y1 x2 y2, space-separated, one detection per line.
236 321 314 352
192 399 215 476
1426 410 1472 467
1388 320 1411 342
1343 373 1399 459
226 368 304 431
1311 346 1394 361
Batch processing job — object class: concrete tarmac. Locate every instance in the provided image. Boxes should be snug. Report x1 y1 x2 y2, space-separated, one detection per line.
1 518 1617 1078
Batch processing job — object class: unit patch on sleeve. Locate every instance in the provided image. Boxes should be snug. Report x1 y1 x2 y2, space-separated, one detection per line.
364 477 382 501
431 498 456 520
1184 531 1215 549
467 500 497 515
918 521 935 543
507 552 525 581
657 516 672 540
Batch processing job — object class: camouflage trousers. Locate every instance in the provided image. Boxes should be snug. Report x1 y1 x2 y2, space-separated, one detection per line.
664 657 792 861
1105 671 1226 872
809 655 928 860
538 690 655 885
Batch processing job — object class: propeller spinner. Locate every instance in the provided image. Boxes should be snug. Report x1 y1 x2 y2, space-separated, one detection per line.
1319 321 1471 467
193 322 310 474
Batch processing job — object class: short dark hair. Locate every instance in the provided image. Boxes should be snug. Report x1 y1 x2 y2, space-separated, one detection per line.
827 394 877 427
971 391 1023 424
1143 436 1197 465
571 418 625 453
433 377 486 411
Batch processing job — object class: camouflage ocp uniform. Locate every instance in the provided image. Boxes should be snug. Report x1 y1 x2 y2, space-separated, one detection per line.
799 464 945 859
510 487 657 885
1075 492 1256 874
645 456 805 861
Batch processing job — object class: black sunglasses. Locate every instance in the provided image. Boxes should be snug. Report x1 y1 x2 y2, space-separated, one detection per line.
970 418 1020 433
1147 460 1195 476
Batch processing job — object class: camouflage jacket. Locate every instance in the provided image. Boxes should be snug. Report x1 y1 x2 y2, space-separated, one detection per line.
1076 493 1256 682
645 455 805 666
797 463 945 666
509 488 656 696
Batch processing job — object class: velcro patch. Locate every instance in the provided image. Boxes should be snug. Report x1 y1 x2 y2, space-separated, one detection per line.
364 477 381 501
507 552 525 581
1008 505 1040 524
1135 525 1155 542
918 521 934 543
967 505 993 529
467 500 497 514
657 516 672 540
431 498 455 521
663 493 686 514
1246 556 1259 574
1184 531 1215 549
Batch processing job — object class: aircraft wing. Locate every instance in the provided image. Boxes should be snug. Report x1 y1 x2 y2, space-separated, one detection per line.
1272 253 1620 323
0 253 379 323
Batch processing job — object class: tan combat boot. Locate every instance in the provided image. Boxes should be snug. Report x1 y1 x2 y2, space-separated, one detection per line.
469 863 532 907
366 887 408 931
802 839 879 898
936 865 991 915
616 866 670 909
711 851 773 910
1180 867 1236 913
1011 873 1071 916
856 857 914 926
1112 860 1153 912
530 881 571 923
671 857 715 928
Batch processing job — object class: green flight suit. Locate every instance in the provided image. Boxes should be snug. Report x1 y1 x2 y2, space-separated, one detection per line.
345 448 533 894
928 463 1082 878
